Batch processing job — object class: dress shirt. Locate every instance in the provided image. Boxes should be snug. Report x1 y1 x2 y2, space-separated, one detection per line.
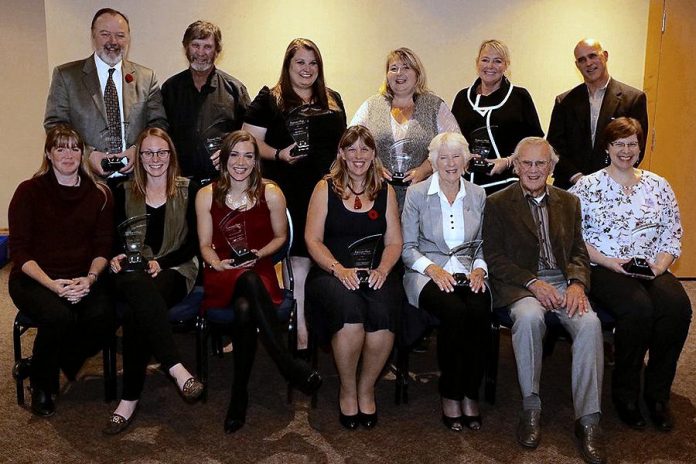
412 172 487 275
588 77 610 146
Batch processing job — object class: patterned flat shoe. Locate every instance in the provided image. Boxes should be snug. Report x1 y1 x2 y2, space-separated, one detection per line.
181 377 204 402
103 411 135 435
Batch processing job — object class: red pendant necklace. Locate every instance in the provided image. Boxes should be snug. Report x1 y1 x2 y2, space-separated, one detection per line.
347 184 366 210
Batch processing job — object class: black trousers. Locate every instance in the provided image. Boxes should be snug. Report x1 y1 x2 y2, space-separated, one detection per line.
418 281 491 401
112 269 187 400
590 267 692 403
9 275 114 394
228 271 309 399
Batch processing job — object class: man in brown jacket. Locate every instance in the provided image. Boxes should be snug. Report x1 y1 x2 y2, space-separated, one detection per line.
483 137 605 464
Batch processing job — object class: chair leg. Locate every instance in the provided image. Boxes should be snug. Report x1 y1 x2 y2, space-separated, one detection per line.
103 333 118 402
394 343 409 405
196 316 208 403
484 322 501 405
13 319 25 406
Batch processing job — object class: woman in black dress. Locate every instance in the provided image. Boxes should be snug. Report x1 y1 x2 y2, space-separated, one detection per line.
305 125 402 429
451 39 543 193
242 38 346 350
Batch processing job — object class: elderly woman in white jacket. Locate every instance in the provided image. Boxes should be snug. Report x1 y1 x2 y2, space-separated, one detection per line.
401 132 490 432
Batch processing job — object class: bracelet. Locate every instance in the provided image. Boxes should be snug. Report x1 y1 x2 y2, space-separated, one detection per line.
87 272 98 282
274 148 281 161
329 261 339 275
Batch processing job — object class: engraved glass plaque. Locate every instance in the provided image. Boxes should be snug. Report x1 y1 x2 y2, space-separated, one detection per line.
467 126 495 174
117 214 149 272
622 224 658 279
219 210 256 266
347 233 384 286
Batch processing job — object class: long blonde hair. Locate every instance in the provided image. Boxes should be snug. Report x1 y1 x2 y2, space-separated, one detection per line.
379 47 429 99
326 125 383 201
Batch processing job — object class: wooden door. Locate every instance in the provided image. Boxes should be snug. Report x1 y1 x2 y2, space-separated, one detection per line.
644 0 696 277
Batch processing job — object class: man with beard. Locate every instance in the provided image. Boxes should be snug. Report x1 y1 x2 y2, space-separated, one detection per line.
44 8 167 178
547 38 648 189
161 21 250 184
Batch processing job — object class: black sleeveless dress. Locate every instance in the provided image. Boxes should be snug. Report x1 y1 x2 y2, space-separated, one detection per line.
305 181 401 343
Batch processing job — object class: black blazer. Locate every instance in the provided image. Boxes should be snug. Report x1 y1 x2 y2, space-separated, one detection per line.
547 79 648 189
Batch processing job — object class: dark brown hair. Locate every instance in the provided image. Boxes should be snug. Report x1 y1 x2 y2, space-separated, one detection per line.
602 117 645 151
213 130 265 206
91 8 129 30
182 20 222 53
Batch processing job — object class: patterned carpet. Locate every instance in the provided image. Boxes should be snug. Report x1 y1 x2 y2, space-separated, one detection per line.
0 264 694 463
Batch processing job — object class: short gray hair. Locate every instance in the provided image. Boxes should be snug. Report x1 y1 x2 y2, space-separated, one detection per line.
512 137 559 174
427 132 472 172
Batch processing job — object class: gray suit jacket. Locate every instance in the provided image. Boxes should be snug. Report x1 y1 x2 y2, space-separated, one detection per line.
44 55 168 151
482 182 590 308
401 176 487 307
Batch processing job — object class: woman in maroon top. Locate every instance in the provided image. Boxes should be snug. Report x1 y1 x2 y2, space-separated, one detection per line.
195 130 321 433
8 124 114 418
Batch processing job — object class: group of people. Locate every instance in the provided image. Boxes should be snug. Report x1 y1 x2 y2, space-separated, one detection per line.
6 7 691 464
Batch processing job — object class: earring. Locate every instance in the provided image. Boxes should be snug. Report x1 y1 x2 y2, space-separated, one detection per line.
604 150 610 165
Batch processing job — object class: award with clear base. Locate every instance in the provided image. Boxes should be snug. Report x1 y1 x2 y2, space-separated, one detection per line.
99 126 128 173
204 136 224 156
118 214 149 272
467 126 495 174
347 233 384 287
448 240 484 287
387 139 416 186
622 224 659 279
219 210 256 266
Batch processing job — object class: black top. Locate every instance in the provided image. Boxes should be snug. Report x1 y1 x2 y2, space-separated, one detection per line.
324 180 387 268
452 77 544 192
162 67 250 182
112 181 199 269
245 86 347 256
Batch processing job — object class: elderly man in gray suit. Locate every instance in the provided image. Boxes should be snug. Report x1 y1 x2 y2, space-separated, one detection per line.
44 8 167 177
483 137 605 464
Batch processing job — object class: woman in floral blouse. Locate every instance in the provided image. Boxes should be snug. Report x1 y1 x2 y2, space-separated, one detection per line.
570 117 691 433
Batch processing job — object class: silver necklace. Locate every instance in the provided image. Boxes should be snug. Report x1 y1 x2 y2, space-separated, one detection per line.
225 192 248 210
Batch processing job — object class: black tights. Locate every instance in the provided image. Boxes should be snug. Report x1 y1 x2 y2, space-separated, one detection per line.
227 271 310 415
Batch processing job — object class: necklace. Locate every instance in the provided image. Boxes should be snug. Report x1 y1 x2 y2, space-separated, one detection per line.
225 192 248 210
73 175 81 187
347 184 366 210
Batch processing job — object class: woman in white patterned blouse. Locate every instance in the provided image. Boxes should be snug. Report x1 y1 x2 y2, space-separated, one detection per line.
570 117 691 433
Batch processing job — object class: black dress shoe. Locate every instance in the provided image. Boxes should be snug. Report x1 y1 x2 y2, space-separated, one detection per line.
574 421 606 464
442 414 463 432
614 400 646 430
30 389 55 418
339 410 360 430
516 409 541 448
12 358 32 380
462 414 482 431
224 391 248 434
646 400 674 432
358 410 378 429
296 371 323 396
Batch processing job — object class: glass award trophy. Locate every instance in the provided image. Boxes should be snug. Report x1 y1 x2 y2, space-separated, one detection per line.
117 214 149 272
99 125 128 173
204 136 224 156
219 210 256 266
286 105 313 157
448 240 484 287
467 126 496 174
622 224 659 279
347 233 384 287
387 138 416 186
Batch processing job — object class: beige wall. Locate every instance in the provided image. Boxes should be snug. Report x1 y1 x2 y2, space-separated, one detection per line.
2 0 649 228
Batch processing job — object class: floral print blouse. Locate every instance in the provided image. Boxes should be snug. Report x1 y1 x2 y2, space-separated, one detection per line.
569 169 682 261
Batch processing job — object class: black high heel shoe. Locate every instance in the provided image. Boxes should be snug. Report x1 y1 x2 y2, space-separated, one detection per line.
339 410 360 430
358 410 378 429
224 390 248 434
442 414 463 432
462 414 482 431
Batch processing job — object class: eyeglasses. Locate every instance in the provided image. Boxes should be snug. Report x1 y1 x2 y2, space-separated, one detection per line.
140 150 171 159
519 160 550 169
610 142 640 150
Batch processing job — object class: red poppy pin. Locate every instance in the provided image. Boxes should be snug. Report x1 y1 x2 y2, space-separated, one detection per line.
125 73 134 83
367 209 379 220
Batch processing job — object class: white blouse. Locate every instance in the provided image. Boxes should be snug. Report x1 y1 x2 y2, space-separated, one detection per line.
569 169 682 261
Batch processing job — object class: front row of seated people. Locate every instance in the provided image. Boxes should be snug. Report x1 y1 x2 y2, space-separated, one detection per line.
8 120 690 458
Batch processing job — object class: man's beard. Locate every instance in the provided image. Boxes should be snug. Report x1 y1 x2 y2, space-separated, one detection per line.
97 46 124 67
